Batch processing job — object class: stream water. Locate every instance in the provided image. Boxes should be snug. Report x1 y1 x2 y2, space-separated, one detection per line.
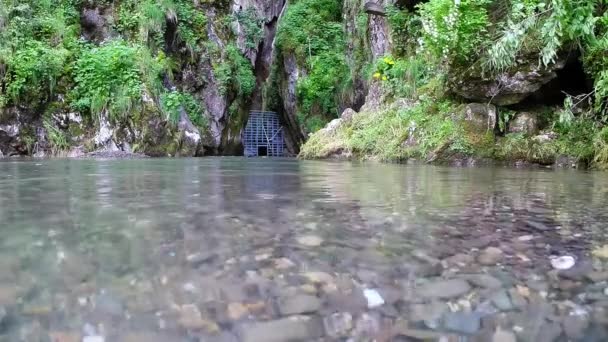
0 158 607 341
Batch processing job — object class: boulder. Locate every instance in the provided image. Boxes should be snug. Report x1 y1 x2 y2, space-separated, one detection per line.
508 111 540 135
452 59 566 106
464 103 497 131
364 2 386 16
341 108 356 122
176 107 203 157
80 7 111 42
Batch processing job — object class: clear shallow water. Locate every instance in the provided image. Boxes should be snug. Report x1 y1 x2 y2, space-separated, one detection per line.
0 158 608 341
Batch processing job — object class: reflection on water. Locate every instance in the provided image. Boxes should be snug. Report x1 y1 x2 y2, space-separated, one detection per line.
0 158 607 341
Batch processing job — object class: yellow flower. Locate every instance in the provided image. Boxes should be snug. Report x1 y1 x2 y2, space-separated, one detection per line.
382 75 388 81
373 72 381 79
383 57 395 65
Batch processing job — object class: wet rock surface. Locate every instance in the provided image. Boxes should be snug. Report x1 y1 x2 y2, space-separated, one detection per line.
0 158 607 341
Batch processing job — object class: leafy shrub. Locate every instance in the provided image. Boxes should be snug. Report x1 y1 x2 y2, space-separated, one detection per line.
1 40 68 106
386 5 421 57
234 7 264 49
161 90 207 128
418 0 491 66
276 0 349 133
372 55 429 98
43 117 70 152
72 41 157 121
214 44 255 98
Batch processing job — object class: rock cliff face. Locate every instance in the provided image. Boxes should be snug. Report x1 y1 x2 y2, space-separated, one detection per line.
0 0 288 157
0 0 397 158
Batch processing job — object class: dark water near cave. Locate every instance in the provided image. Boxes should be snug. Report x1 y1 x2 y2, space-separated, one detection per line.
1 158 608 341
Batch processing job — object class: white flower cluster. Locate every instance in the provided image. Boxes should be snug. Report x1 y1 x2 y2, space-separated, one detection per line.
420 1 461 61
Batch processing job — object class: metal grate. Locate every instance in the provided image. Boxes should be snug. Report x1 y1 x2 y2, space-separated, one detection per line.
243 111 286 157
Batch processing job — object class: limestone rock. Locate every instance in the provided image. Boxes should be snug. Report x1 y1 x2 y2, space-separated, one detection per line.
478 247 504 266
296 235 324 247
238 315 324 342
364 2 386 16
452 59 566 106
417 279 471 299
278 294 322 315
341 108 356 122
509 111 540 135
492 328 517 342
464 103 497 131
323 312 353 337
443 312 481 334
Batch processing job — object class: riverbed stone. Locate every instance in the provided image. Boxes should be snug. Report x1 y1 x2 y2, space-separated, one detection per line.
490 290 514 311
563 314 589 339
492 328 517 342
227 302 249 320
466 274 503 289
558 259 593 280
587 271 608 282
323 312 353 337
303 271 334 284
238 315 324 342
296 235 323 247
417 279 471 299
278 294 322 315
444 253 475 267
478 247 504 266
326 289 368 313
177 304 219 332
49 331 80 342
410 302 447 325
443 311 481 334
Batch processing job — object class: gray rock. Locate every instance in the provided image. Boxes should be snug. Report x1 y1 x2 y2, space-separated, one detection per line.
452 59 566 106
536 322 563 342
489 290 514 311
559 259 594 281
353 312 381 337
326 289 367 313
465 274 503 289
587 271 608 282
238 315 324 342
323 312 353 337
478 247 504 265
508 111 540 135
443 312 481 334
278 294 322 315
464 103 497 131
417 279 471 299
95 292 123 316
410 302 447 328
493 328 517 342
340 108 356 122
508 288 527 308
364 2 386 16
563 315 589 340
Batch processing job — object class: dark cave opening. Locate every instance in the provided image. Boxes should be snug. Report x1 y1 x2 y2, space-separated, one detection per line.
511 54 593 110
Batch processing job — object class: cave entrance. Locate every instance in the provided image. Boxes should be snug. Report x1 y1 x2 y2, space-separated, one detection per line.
243 111 286 157
513 54 593 109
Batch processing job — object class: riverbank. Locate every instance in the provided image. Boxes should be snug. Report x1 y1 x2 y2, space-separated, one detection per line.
299 97 608 170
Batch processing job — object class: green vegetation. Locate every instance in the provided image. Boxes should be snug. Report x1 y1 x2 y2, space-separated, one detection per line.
214 44 256 98
0 0 257 155
160 90 208 128
276 0 350 133
300 99 468 161
300 0 608 169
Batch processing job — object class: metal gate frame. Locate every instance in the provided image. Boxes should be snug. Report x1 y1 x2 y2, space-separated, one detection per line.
243 111 286 157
